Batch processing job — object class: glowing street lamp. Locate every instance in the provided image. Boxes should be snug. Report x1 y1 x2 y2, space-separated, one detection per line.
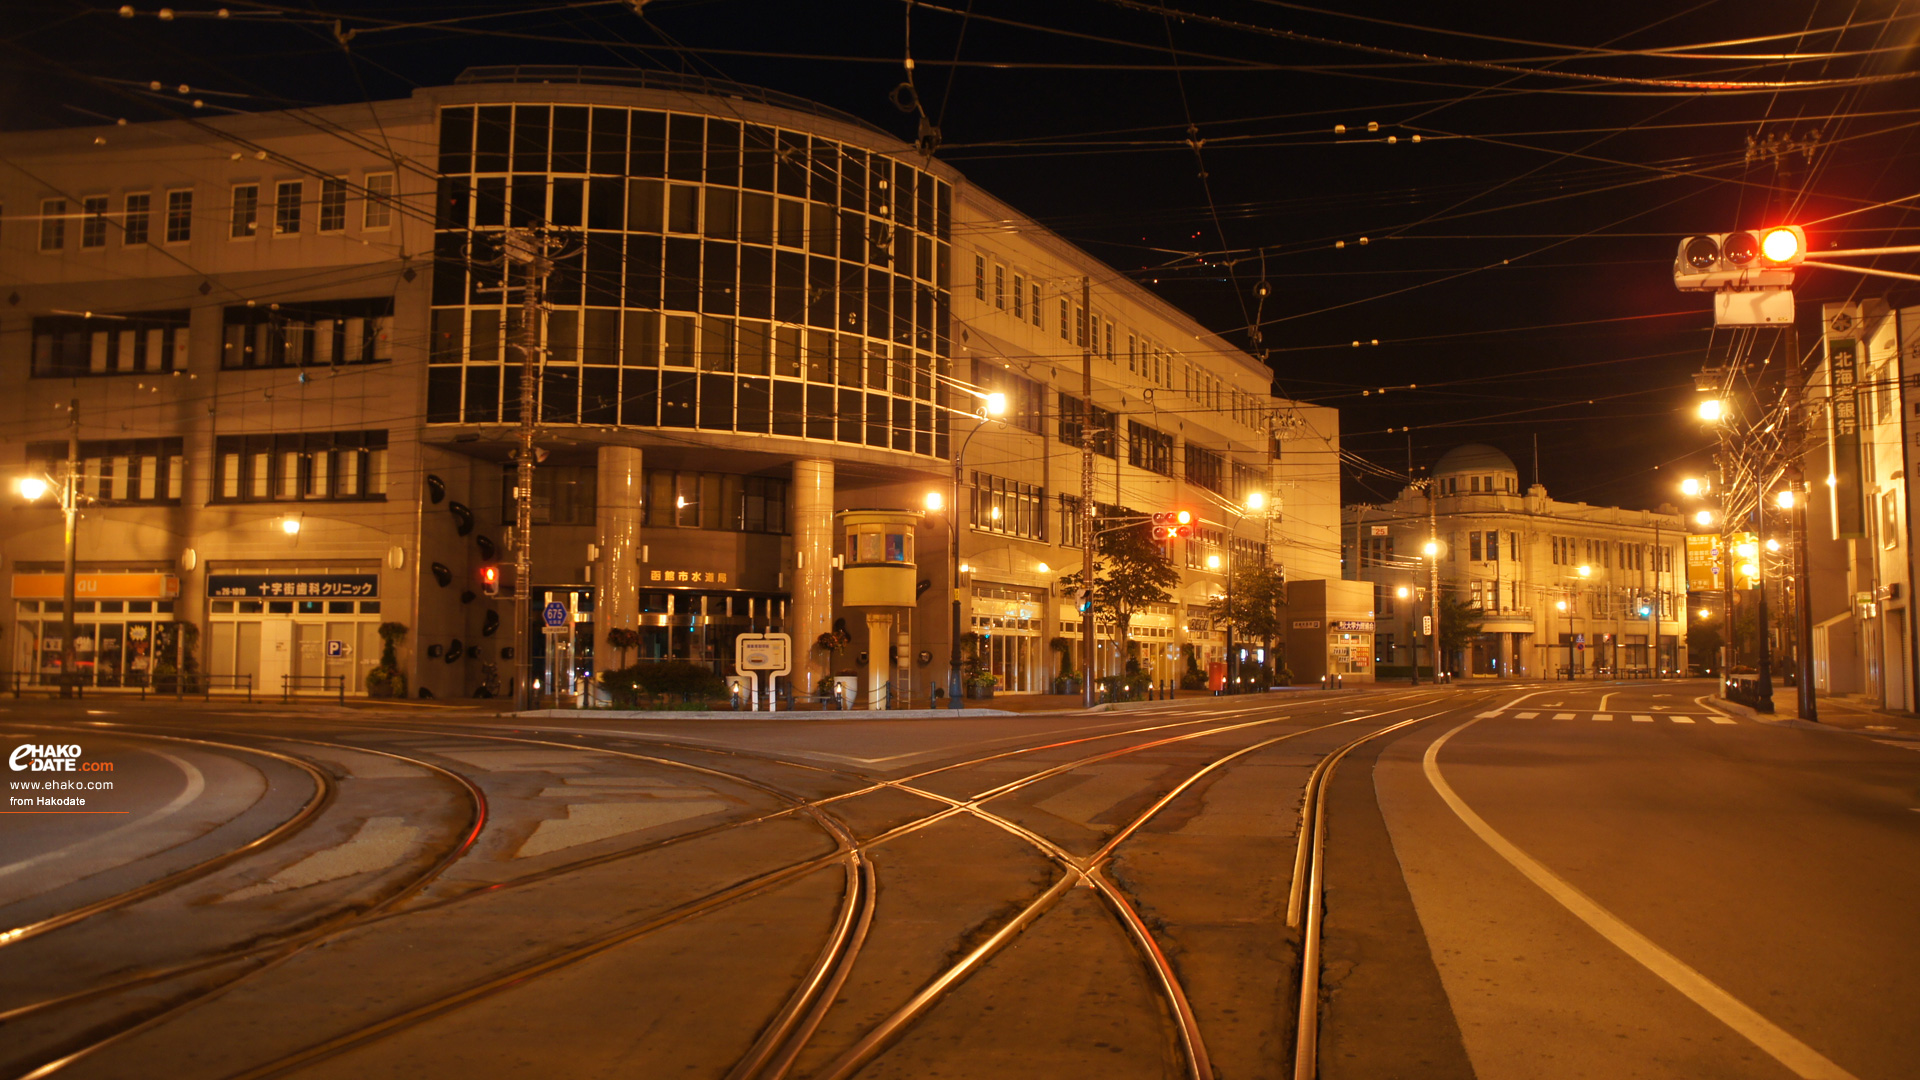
1695 509 1715 527
924 491 944 512
1680 477 1705 497
1698 398 1725 422
16 476 49 501
1775 489 1795 509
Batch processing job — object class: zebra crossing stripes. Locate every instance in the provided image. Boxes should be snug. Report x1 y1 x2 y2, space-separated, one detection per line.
1516 711 1539 719
1632 715 1655 723
1495 708 1741 726
1708 716 1737 725
1593 713 1613 722
1553 712 1575 720
1672 717 1696 724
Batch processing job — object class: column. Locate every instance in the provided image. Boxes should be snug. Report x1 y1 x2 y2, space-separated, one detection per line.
594 445 643 690
1498 632 1513 679
790 458 835 697
867 611 891 709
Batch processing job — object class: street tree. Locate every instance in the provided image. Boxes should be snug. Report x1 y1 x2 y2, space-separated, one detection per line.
1061 507 1180 666
1438 594 1484 674
1207 561 1287 677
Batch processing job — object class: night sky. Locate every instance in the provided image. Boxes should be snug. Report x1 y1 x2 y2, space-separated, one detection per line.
7 1 1918 510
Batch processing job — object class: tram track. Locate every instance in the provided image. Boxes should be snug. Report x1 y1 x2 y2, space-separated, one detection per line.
8 687 1470 1080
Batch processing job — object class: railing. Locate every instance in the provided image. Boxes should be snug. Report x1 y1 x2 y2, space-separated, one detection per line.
1723 675 1775 713
282 673 348 704
141 673 253 702
7 673 84 699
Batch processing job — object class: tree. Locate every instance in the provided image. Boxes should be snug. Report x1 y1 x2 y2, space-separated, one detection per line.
605 627 640 669
1207 561 1287 677
1060 507 1180 669
1437 594 1483 673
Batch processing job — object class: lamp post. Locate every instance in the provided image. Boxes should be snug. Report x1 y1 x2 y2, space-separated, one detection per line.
1556 598 1574 678
17 400 80 697
1397 585 1415 684
1779 484 1816 720
1422 537 1440 682
945 391 1006 709
1208 490 1267 694
1574 564 1591 677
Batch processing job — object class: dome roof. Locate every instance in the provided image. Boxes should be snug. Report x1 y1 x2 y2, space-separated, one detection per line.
1434 443 1518 476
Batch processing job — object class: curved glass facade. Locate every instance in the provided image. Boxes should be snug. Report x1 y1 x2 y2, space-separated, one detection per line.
426 102 952 458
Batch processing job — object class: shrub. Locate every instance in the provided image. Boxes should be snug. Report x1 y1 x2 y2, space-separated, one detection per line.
600 661 726 708
366 622 410 698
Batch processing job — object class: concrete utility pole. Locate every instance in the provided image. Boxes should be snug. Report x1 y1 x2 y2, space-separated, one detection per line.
1650 519 1661 678
1787 472 1817 721
1080 276 1098 708
60 399 79 699
504 229 552 712
1428 481 1442 682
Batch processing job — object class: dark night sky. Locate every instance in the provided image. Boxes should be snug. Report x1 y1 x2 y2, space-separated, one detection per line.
6 1 1918 510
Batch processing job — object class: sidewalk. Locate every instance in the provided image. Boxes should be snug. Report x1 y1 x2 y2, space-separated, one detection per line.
1758 688 1920 736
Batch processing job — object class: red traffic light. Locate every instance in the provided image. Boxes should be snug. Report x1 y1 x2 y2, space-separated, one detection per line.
1151 510 1194 541
1759 225 1804 265
480 565 500 597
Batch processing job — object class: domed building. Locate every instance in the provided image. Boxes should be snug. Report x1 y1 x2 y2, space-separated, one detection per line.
1345 444 1686 679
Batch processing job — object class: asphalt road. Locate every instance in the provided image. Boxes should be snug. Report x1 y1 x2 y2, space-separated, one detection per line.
0 681 1913 1079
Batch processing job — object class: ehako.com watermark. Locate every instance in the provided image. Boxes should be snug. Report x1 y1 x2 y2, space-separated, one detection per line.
8 744 116 810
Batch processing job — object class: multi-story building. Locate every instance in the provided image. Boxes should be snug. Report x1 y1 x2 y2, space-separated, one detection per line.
1797 298 1920 710
1346 443 1687 677
1 67 1340 701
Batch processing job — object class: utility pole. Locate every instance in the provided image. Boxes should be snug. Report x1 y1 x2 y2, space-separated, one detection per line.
1080 276 1097 708
1754 490 1774 712
1428 481 1442 682
1787 470 1816 720
1650 519 1661 678
60 399 79 699
504 229 551 712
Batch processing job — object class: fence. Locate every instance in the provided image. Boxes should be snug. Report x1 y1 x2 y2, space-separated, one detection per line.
281 673 348 704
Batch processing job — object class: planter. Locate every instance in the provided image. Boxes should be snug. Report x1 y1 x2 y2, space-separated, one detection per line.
965 683 996 701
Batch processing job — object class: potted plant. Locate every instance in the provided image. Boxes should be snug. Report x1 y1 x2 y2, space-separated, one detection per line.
366 622 410 698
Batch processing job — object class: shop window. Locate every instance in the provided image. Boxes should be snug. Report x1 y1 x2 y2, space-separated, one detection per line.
214 430 388 503
221 297 394 368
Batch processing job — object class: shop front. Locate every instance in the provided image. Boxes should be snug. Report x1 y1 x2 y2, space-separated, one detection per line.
1285 578 1377 685
205 569 383 696
970 582 1045 694
10 571 180 688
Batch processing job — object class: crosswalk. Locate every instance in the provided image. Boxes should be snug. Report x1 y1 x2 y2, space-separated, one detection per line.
1489 710 1737 726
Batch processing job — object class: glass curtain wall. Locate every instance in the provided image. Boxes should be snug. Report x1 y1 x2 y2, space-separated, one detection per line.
428 103 952 458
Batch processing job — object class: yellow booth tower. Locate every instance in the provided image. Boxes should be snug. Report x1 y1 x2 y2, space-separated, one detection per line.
837 509 923 709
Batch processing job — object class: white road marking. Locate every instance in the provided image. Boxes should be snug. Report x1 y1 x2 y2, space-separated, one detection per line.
1872 740 1920 753
1516 711 1539 719
228 817 420 899
1553 713 1575 720
1672 717 1696 724
1593 714 1613 722
1709 716 1737 725
1423 721 1863 1080
0 750 206 880
1632 715 1654 723
1477 711 1504 718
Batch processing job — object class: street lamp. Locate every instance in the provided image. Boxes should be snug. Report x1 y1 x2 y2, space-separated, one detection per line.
17 402 80 698
944 390 1006 709
1698 398 1725 422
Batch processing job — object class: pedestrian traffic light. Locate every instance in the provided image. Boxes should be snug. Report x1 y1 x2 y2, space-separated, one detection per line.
1151 510 1193 541
1673 227 1804 290
480 564 500 598
1637 598 1652 617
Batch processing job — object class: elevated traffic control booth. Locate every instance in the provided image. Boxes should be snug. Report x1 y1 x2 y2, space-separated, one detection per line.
837 509 922 708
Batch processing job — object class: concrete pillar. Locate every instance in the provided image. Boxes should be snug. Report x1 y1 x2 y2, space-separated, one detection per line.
868 612 891 709
1498 632 1514 678
790 459 835 696
594 445 643 686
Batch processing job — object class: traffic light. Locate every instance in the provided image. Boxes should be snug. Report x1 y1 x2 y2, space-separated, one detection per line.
1637 598 1652 618
480 564 500 598
1151 510 1193 541
1673 227 1804 290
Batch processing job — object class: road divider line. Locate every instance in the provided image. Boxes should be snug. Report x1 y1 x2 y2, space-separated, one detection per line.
1422 720 1860 1080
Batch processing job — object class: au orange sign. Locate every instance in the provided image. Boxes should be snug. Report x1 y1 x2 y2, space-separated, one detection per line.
11 573 179 600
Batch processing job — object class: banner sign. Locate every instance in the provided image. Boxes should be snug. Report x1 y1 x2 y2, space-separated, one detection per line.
207 574 378 599
12 573 178 600
1826 319 1864 540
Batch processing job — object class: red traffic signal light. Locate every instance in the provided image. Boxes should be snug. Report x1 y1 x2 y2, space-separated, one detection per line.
480 565 500 598
1151 510 1194 541
1674 226 1804 290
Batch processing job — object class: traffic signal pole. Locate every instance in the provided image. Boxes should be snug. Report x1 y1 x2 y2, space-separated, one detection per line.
507 231 551 712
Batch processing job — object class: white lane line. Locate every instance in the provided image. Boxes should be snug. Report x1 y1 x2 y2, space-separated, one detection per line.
1423 721 1862 1080
1516 711 1539 719
1673 717 1696 725
1632 715 1654 723
1553 712 1575 720
1593 714 1613 722
0 750 206 881
1709 716 1737 725
1599 692 1617 710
